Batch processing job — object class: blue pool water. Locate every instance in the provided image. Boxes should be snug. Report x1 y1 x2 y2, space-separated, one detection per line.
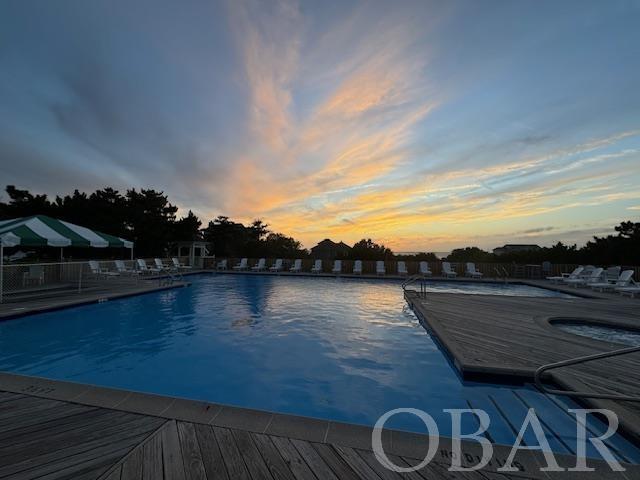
0 274 637 461
556 323 640 347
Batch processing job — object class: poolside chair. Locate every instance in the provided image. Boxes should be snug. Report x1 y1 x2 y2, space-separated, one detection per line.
332 260 342 274
89 260 120 278
617 281 640 298
442 262 457 278
353 260 363 275
172 257 192 270
137 259 162 274
397 261 408 276
465 263 483 278
216 259 228 270
269 259 283 272
546 266 583 284
251 258 266 271
233 258 248 271
311 259 322 274
589 270 634 292
22 265 45 286
565 267 603 287
376 261 386 276
562 266 593 284
115 260 139 275
419 261 432 277
605 266 621 281
290 259 302 273
155 258 171 271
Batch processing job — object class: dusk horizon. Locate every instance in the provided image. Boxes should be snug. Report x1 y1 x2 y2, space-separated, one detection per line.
2 0 639 252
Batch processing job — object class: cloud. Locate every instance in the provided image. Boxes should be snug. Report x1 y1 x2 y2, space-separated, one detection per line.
1 1 639 251
219 0 438 221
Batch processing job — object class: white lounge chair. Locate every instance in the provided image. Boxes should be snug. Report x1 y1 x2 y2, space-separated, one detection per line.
442 262 457 278
397 261 408 276
251 258 266 271
604 266 621 282
155 258 171 271
22 265 45 286
353 260 362 275
172 257 192 270
90 260 120 278
332 260 342 274
233 258 248 271
216 259 228 270
290 259 302 272
270 259 283 272
590 270 634 292
115 260 139 275
311 259 322 274
617 282 640 298
419 261 432 277
376 261 385 275
465 262 483 278
137 259 162 274
546 266 583 284
565 268 603 287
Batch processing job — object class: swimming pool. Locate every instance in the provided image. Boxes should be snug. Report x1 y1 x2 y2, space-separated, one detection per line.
556 322 640 347
0 274 637 461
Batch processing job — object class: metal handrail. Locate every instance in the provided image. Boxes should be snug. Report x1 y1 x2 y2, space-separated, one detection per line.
402 274 428 297
402 274 423 289
534 346 640 402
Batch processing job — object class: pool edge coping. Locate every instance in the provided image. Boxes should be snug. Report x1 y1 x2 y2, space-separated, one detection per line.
1 370 636 476
0 281 191 321
405 290 640 448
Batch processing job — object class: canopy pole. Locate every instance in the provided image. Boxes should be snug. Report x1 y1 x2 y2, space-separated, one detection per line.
60 247 64 261
130 246 134 261
0 242 4 304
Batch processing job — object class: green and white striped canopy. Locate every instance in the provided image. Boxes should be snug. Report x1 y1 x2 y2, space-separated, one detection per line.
0 215 133 248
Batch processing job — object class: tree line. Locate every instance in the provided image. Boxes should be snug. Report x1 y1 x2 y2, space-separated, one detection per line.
1 185 637 264
445 221 640 266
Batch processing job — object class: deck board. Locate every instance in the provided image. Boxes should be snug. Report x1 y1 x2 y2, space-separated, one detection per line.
0 384 634 479
405 288 640 446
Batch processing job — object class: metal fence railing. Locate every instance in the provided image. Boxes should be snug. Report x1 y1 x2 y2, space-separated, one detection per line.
202 258 640 280
0 257 197 304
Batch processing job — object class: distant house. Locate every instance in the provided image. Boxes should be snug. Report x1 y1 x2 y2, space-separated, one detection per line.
493 244 541 256
310 239 352 259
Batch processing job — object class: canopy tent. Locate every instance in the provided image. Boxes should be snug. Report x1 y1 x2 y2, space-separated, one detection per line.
0 215 134 302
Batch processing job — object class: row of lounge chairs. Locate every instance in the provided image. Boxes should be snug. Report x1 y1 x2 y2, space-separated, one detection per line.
219 259 485 278
88 258 191 278
547 265 639 297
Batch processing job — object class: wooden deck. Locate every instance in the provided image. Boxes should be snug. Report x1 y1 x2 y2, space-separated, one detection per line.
2 387 634 480
405 287 640 445
0 279 191 319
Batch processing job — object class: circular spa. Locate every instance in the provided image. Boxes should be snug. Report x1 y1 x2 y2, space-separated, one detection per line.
553 319 640 347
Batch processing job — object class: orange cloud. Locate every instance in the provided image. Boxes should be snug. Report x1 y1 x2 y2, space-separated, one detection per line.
212 2 640 251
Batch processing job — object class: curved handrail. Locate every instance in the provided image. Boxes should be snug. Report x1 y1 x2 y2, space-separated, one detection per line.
402 274 424 290
402 274 428 298
534 345 640 402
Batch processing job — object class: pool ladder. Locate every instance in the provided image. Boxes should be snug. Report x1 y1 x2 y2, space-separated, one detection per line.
402 274 428 298
534 345 640 402
159 268 183 287
494 266 510 283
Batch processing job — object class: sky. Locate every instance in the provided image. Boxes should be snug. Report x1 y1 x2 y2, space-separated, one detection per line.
1 0 639 251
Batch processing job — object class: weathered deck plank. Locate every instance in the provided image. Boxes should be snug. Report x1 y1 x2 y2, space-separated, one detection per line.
0 388 635 479
405 289 640 445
